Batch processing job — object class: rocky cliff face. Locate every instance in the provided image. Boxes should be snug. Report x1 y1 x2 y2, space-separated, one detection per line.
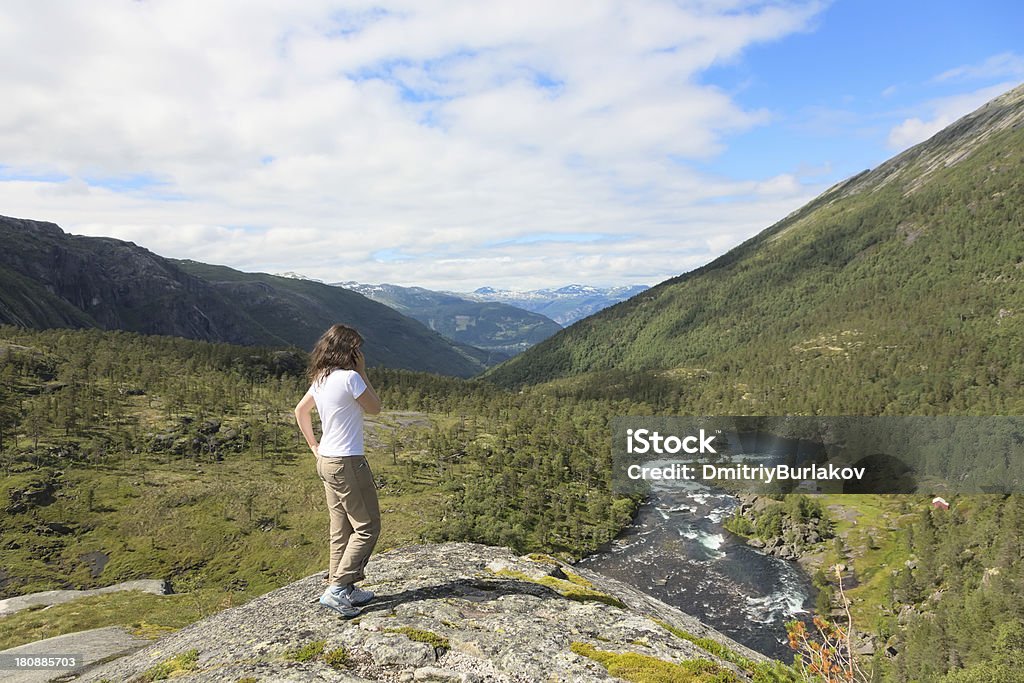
0 215 279 345
0 216 488 376
78 543 775 682
729 495 833 561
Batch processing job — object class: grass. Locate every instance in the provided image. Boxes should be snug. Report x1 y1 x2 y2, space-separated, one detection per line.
490 568 626 608
808 494 913 625
280 639 351 670
654 620 740 662
134 648 199 682
384 626 450 651
282 639 325 662
323 646 352 669
653 619 799 683
571 641 741 683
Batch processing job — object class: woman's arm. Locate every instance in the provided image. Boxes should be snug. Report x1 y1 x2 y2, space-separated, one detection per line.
293 392 319 456
353 348 382 415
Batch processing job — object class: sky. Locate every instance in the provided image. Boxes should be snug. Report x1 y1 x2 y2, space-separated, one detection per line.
0 1 1021 291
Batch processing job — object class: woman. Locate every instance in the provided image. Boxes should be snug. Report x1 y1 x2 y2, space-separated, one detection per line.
294 324 382 617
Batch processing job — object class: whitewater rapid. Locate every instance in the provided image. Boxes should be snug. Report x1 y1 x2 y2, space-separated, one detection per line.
578 476 812 660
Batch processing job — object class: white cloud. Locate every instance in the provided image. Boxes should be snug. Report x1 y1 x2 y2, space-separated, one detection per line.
886 81 1017 151
934 52 1024 83
887 117 938 151
0 0 826 290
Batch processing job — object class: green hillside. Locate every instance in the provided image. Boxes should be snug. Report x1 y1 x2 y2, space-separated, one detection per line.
485 85 1024 416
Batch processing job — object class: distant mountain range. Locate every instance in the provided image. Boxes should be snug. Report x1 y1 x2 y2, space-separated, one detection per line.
457 284 650 325
0 216 491 377
334 282 561 356
485 83 1024 416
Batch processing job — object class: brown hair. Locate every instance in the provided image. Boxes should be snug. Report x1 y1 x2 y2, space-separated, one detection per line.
307 324 364 383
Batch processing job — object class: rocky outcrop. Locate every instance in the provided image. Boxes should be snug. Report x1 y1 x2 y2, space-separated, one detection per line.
730 495 831 560
0 626 153 683
0 216 275 344
0 580 171 618
77 543 774 682
842 82 1024 197
4 474 57 514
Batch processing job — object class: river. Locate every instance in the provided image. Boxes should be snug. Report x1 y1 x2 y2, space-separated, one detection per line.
578 476 813 661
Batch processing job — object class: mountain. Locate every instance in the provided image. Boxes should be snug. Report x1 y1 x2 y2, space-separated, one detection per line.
0 216 488 377
459 284 650 325
0 216 276 343
75 543 786 682
484 83 1024 416
275 271 324 283
172 261 496 375
335 281 562 356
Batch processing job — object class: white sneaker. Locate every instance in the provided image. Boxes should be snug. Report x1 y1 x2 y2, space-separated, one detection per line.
345 584 374 606
319 586 360 617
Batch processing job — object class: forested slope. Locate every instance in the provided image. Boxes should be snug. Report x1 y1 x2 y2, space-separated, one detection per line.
0 327 633 606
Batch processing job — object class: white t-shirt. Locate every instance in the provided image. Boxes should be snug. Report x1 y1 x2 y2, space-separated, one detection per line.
308 369 368 457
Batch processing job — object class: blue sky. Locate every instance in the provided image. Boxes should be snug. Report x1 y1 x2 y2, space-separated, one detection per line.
0 1 1020 290
699 1 1024 181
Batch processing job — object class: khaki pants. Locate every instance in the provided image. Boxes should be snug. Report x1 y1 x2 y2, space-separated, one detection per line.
316 455 381 586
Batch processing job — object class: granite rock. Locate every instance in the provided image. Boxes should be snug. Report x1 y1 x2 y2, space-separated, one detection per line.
77 542 770 682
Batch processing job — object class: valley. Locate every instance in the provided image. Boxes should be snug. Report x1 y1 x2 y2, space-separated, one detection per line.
1 84 1023 683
